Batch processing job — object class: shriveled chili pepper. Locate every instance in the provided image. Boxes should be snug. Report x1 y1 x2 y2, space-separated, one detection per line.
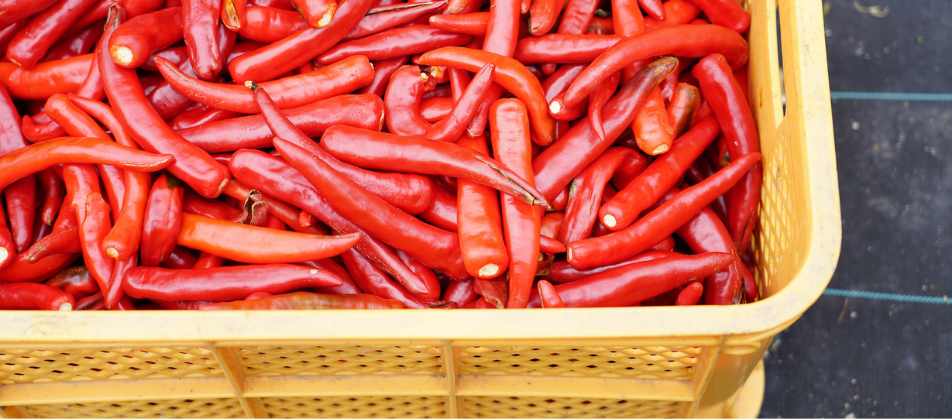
560 147 636 244
588 72 621 141
202 291 406 310
599 117 721 231
156 55 374 114
555 25 749 110
536 280 564 308
320 125 547 207
177 212 359 264
667 83 701 137
529 253 733 307
275 137 471 281
384 63 494 142
632 85 676 155
139 173 185 267
429 12 488 36
6 0 99 70
675 282 703 305
108 7 183 68
320 26 472 64
0 53 92 100
418 47 557 146
123 264 343 301
474 276 507 308
513 34 624 65
221 0 247 30
417 183 459 233
250 85 434 215
533 57 677 202
341 249 432 309
566 152 761 269
684 0 749 34
99 5 229 199
291 0 337 27
693 53 761 254
45 266 99 300
227 0 374 83
41 23 104 62
229 149 436 292
455 135 508 279
675 197 743 306
0 282 76 311
644 0 700 31
5 176 37 253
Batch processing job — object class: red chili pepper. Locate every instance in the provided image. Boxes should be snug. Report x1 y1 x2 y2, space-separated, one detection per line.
0 54 92 100
200 291 406 310
222 181 327 235
741 261 758 302
37 169 64 227
455 135 509 279
529 253 733 307
75 291 136 310
167 102 241 131
66 0 165 39
320 26 472 64
632 86 676 155
177 212 359 264
674 195 743 305
555 25 749 110
395 250 442 300
341 249 433 309
344 1 448 41
527 0 565 35
139 173 185 267
513 34 624 65
644 0 700 31
588 72 621 141
162 246 198 269
560 147 636 244
675 282 703 305
44 266 99 300
229 149 436 293
156 55 375 114
358 56 408 98
227 0 374 83
533 57 677 202
537 280 564 308
237 6 309 43
5 0 99 70
683 0 749 33
667 83 701 137
384 63 494 142
221 0 248 30
123 264 343 301
41 24 104 62
609 150 648 191
429 12 488 36
692 54 761 254
566 152 760 269
75 192 117 304
556 0 599 36
599 117 720 231
420 97 453 122
26 226 81 262
418 47 557 146
191 252 225 269
417 182 459 233
4 176 36 253
0 282 76 311
183 190 245 223
474 276 507 308
108 7 183 68
290 0 337 28
442 277 477 307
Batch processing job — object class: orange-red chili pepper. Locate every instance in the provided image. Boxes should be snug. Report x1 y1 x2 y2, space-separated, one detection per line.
456 135 508 279
684 0 749 33
632 85 676 155
644 0 700 31
667 83 701 137
675 282 704 305
429 12 488 36
123 264 343 301
0 53 92 100
536 280 564 308
139 173 184 267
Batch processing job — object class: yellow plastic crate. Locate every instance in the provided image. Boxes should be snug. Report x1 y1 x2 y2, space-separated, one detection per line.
0 0 839 417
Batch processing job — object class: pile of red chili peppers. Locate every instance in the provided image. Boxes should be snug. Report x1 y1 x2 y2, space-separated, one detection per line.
0 0 762 311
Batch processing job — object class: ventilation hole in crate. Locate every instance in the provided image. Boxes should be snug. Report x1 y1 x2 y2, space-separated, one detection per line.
549 364 559 368
530 358 540 362
568 358 578 362
581 401 592 405
587 365 597 369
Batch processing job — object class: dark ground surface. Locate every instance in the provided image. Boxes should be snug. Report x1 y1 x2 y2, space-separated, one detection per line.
758 0 952 417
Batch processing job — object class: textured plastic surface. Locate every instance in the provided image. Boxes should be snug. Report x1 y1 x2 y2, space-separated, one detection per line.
0 0 839 417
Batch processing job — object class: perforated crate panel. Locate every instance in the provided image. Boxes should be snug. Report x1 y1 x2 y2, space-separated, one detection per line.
261 396 448 418
459 396 683 418
238 344 445 377
19 398 245 418
0 347 223 384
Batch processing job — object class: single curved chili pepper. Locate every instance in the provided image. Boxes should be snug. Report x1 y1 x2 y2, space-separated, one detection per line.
274 138 470 281
25 226 81 262
683 0 748 33
320 26 472 65
533 57 677 202
41 23 104 63
456 135 508 279
395 249 442 300
560 147 635 244
6 0 98 70
20 114 67 142
443 277 477 307
250 87 434 215
0 282 75 311
291 0 337 27
675 198 743 305
555 25 749 110
693 54 761 254
139 173 185 267
513 35 623 65
179 94 384 153
348 1 449 41
124 264 342 301
536 280 564 308
45 266 99 300
182 0 222 80
146 60 198 120
321 125 548 207
659 57 696 102
429 12 488 36
0 53 92 100
418 47 557 146
632 85 675 155
341 249 431 309
674 282 704 306
588 71 620 141
108 7 183 68
228 0 373 83
76 192 116 302
5 176 37 253
177 212 360 264
161 246 197 269
649 235 676 252
229 149 437 291
168 102 241 131
474 276 507 308
358 56 408 98
667 83 701 138
99 6 230 199
202 291 406 310
384 63 494 142
0 247 79 282
600 117 720 230
0 137 173 193
488 98 540 309
37 168 64 226
529 252 732 307
417 182 459 233
644 0 699 31
157 55 374 114
566 152 760 269
221 0 247 30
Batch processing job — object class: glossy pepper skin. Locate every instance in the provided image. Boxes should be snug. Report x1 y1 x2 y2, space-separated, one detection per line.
560 147 636 244
139 173 185 267
0 282 76 311
456 135 509 279
199 292 405 310
123 264 343 301
44 266 99 300
675 198 744 306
